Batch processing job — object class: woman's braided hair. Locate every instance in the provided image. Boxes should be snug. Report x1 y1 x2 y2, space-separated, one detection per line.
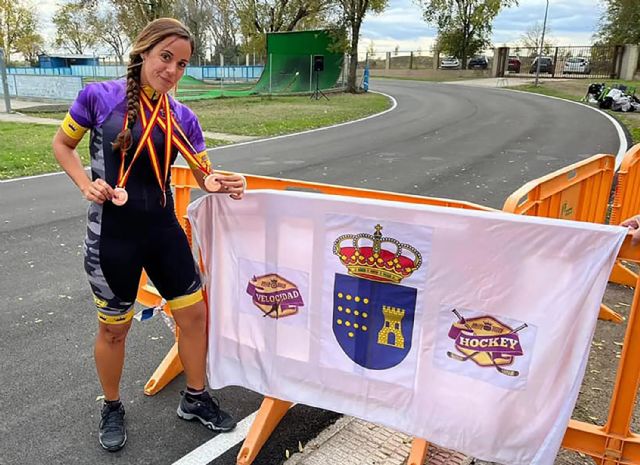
112 18 195 151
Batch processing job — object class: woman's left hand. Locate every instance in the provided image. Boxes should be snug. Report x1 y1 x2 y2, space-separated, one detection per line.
213 173 246 200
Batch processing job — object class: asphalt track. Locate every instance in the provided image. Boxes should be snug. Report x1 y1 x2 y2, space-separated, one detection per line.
0 78 624 465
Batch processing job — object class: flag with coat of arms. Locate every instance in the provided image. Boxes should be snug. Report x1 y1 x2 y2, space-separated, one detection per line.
187 190 626 465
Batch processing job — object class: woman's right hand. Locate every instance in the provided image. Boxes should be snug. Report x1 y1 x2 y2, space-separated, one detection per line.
621 215 640 245
82 178 115 204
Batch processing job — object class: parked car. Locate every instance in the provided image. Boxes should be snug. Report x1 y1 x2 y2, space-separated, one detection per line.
468 55 488 69
440 56 460 69
507 55 521 73
563 57 591 74
529 56 554 74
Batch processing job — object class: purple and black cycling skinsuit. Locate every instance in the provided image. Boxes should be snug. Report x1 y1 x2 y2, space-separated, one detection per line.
63 79 206 324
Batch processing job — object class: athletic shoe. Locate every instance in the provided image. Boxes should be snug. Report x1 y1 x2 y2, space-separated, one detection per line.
99 401 126 451
177 391 236 432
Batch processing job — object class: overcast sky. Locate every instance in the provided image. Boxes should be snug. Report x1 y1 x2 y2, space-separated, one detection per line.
38 0 603 56
360 0 602 53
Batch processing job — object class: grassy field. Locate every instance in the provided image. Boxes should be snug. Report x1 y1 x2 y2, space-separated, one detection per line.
2 91 391 180
511 79 640 143
0 123 89 179
187 93 390 136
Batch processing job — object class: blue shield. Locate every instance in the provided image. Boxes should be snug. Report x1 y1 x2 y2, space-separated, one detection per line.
333 273 416 370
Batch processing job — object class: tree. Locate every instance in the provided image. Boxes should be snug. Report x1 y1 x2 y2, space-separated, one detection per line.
0 0 41 62
418 0 517 69
15 32 43 64
53 1 97 54
235 0 335 54
175 0 214 65
338 0 388 92
519 21 554 55
595 0 640 45
109 0 176 43
366 39 375 55
204 0 240 64
87 4 129 64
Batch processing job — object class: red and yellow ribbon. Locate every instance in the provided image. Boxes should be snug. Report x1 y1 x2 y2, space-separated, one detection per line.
116 92 212 205
139 91 211 175
116 94 164 190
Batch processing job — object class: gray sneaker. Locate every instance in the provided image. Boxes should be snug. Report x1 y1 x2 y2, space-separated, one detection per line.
177 391 237 432
99 402 126 451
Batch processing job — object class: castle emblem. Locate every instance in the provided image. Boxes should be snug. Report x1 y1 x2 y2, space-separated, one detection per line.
332 224 421 369
447 309 528 377
246 273 303 318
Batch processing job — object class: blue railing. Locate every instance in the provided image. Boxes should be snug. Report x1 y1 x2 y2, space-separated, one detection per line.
6 65 264 81
7 67 72 75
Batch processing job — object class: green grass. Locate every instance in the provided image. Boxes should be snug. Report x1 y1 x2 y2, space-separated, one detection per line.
619 115 640 143
187 92 390 136
0 123 89 179
204 137 229 147
5 92 391 179
511 84 580 101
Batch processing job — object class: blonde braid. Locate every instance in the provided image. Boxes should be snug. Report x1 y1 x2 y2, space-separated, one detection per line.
112 57 142 152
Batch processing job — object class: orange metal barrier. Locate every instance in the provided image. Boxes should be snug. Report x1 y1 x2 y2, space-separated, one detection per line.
502 154 623 323
502 154 614 222
140 166 496 396
561 235 640 465
610 144 640 226
609 144 640 288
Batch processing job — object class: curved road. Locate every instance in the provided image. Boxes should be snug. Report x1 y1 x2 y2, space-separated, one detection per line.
210 79 623 208
0 79 623 465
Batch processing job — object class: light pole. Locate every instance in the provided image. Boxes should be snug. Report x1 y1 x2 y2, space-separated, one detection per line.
0 49 11 113
534 0 550 87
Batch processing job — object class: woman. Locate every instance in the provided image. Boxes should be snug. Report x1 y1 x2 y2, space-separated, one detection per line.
52 18 244 452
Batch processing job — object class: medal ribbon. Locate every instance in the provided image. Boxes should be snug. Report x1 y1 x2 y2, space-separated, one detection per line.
116 94 164 189
138 94 173 205
139 91 211 175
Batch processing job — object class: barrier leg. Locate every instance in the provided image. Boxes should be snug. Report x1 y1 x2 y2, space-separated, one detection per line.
562 254 640 463
609 260 638 287
237 397 293 465
599 303 624 324
144 342 183 396
407 438 430 465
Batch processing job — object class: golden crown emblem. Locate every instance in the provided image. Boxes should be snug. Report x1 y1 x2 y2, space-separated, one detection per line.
333 224 422 283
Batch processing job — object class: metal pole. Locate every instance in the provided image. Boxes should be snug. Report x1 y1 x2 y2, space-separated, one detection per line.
269 53 272 94
0 49 12 113
534 0 550 87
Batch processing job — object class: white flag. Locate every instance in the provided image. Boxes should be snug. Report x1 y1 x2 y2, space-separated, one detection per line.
188 190 626 465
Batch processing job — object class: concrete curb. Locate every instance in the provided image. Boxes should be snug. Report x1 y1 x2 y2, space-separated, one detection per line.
283 416 472 465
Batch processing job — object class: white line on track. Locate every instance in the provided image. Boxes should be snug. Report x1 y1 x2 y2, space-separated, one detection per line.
172 410 258 465
1 92 398 183
0 170 72 183
503 88 628 169
206 90 398 153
